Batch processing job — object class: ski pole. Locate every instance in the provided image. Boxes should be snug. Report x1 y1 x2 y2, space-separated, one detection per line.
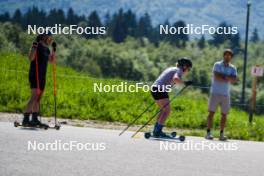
15 50 19 114
52 42 57 125
119 101 156 136
34 45 42 121
131 85 189 138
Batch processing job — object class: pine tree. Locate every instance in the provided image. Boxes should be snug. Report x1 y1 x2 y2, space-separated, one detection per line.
56 9 66 25
211 22 230 46
88 11 102 27
170 20 189 47
251 28 259 43
13 9 22 24
67 8 78 25
124 10 137 37
136 13 152 38
0 12 10 22
111 9 128 43
198 35 205 49
24 6 46 27
230 32 240 49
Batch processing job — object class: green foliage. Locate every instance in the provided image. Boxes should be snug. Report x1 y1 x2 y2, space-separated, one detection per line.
0 52 264 141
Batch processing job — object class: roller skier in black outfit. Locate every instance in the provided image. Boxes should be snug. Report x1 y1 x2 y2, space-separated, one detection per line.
21 32 55 128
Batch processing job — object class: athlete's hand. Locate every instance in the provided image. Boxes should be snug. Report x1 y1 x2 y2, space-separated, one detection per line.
184 81 193 86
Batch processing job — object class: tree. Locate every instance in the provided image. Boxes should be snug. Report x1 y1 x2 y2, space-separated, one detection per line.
124 10 137 37
111 9 128 43
230 32 240 49
13 9 22 24
251 28 259 43
191 67 199 85
24 6 46 27
47 9 66 25
85 11 103 38
211 22 231 46
88 11 102 27
199 70 210 93
56 9 66 25
66 8 79 25
0 12 10 22
136 13 152 38
160 19 170 42
197 35 205 49
104 12 111 26
170 20 189 47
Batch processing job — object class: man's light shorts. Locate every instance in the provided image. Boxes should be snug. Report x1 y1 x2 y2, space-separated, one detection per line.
208 94 230 114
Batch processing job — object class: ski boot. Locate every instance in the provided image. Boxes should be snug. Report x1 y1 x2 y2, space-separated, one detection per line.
30 112 49 129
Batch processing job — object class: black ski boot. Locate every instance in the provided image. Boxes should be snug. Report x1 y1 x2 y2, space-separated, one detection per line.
30 112 49 128
153 122 167 137
22 113 31 126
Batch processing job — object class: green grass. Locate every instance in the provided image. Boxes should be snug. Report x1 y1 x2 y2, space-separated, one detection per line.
1 52 264 141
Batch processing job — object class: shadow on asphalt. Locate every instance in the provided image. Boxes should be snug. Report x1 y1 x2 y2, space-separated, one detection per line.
147 137 184 143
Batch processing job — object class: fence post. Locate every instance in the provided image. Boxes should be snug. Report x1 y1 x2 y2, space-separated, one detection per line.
249 65 263 123
249 76 257 123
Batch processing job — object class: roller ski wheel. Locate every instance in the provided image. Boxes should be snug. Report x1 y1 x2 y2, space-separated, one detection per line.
179 135 185 142
171 132 177 138
14 121 19 127
43 125 49 130
55 124 61 130
144 132 151 139
48 122 61 130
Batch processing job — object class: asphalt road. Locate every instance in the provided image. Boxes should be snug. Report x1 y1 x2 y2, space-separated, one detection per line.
0 122 264 176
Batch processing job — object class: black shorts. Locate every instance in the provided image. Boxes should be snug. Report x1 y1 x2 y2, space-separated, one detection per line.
29 73 46 91
151 86 169 100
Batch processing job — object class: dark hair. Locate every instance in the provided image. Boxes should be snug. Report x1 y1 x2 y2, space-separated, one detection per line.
36 34 44 42
35 30 52 42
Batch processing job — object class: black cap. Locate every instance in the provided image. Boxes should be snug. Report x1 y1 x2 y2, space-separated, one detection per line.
178 57 192 68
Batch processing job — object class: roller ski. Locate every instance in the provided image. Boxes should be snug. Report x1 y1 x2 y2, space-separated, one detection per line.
14 113 60 130
14 119 49 130
144 131 185 141
144 122 185 141
49 122 61 130
14 120 60 130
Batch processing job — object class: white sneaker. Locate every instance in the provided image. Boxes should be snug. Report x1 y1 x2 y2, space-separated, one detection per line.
205 132 214 140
